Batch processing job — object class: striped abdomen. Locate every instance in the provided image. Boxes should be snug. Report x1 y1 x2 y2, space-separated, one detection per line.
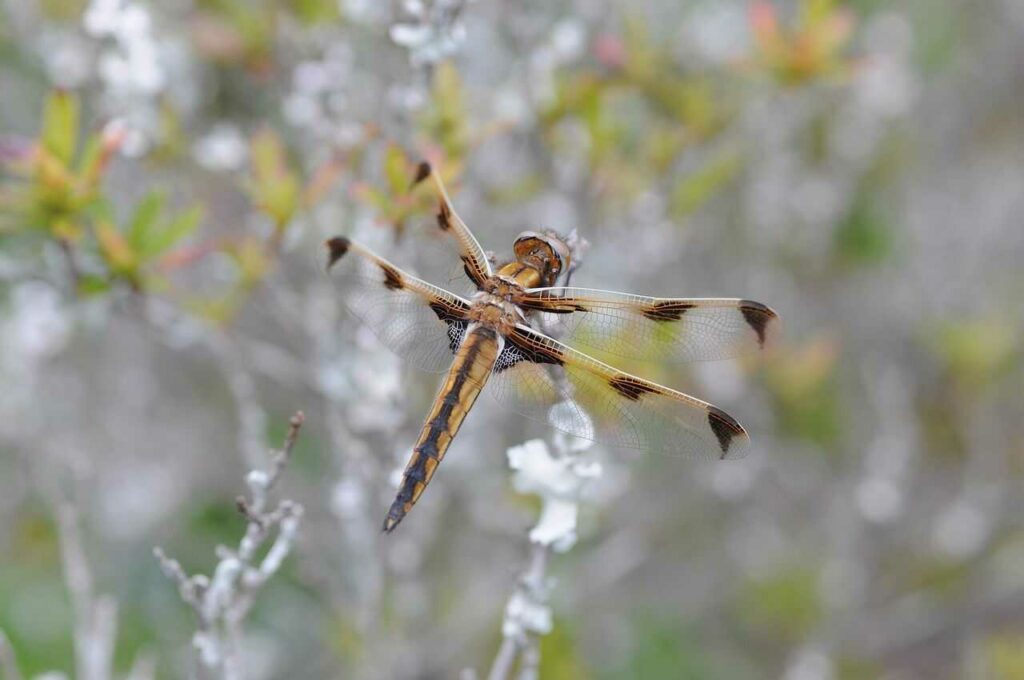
383 325 500 532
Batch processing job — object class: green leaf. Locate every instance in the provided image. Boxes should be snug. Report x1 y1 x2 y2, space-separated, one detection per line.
251 128 285 184
77 274 113 296
128 191 166 250
429 61 468 158
76 135 102 178
738 566 823 641
927 319 1017 390
143 205 203 258
248 128 299 225
95 220 137 273
289 0 340 24
670 151 742 217
41 91 80 166
383 144 409 196
834 198 893 267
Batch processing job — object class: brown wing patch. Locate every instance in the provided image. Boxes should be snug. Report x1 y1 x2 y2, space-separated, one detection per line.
428 300 468 323
325 236 351 269
380 262 404 290
642 300 696 322
497 326 566 372
707 405 744 458
739 300 777 347
516 292 589 314
608 375 661 401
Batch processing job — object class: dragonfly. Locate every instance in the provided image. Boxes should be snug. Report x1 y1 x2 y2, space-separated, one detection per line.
326 162 779 532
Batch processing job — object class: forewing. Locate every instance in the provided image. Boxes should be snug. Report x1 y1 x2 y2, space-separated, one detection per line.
325 237 471 373
515 288 779 364
410 161 492 290
489 325 750 459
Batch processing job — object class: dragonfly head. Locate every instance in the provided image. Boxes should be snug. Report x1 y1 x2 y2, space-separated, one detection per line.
513 230 573 287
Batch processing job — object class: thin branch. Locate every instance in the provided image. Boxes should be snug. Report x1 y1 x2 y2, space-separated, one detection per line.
487 532 555 680
54 501 118 680
487 637 519 680
154 411 306 679
125 651 157 680
57 238 81 294
0 629 22 680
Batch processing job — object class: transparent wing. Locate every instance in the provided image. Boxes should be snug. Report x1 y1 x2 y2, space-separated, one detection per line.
410 161 492 290
325 237 471 373
514 287 779 364
488 324 750 459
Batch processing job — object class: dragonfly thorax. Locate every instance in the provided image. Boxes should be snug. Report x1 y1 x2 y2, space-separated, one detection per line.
483 274 526 299
468 290 526 334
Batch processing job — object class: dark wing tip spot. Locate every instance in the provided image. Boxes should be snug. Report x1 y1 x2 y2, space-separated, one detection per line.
411 161 432 188
707 406 745 458
325 236 351 269
739 299 778 347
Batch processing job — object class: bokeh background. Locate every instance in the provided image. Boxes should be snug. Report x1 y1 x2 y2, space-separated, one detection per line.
2 0 1023 678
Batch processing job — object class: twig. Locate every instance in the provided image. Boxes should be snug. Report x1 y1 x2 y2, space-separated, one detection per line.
55 501 118 680
154 411 306 680
57 238 81 294
487 638 518 680
125 651 157 680
0 629 23 680
487 543 552 680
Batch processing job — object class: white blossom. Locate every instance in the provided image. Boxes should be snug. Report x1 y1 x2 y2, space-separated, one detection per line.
389 0 470 67
83 0 168 156
501 591 552 639
529 499 578 552
508 438 600 552
193 124 248 172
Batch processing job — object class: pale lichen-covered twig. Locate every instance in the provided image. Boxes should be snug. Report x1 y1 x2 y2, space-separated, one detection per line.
0 629 23 680
487 232 594 680
487 434 600 680
154 411 306 680
13 473 154 680
54 501 118 680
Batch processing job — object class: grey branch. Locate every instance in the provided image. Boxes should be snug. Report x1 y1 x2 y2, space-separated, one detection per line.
154 411 306 680
0 629 22 680
486 543 552 680
54 501 118 680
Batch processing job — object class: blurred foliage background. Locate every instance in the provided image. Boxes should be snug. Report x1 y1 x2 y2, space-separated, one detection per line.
1 0 1023 678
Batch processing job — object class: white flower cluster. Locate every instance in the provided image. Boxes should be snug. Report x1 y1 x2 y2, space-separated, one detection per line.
192 124 248 172
282 45 365 147
507 434 600 553
497 401 601 658
83 0 167 156
389 0 471 68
